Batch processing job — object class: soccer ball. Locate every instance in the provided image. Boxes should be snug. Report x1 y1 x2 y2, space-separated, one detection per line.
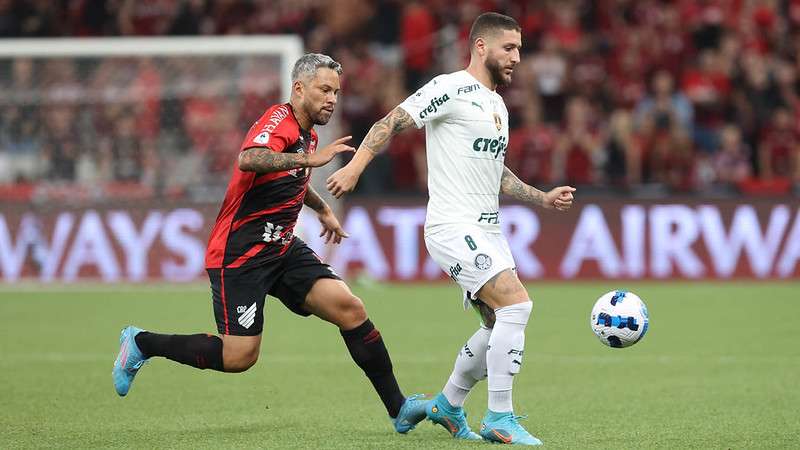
590 290 649 348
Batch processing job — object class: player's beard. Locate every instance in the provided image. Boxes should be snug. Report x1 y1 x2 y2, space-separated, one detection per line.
310 103 333 126
486 57 511 87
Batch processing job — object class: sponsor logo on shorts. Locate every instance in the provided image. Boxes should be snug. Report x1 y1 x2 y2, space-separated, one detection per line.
449 263 463 281
474 253 492 270
478 211 499 224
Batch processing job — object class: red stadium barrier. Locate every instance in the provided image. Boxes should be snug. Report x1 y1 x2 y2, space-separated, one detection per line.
1 199 798 282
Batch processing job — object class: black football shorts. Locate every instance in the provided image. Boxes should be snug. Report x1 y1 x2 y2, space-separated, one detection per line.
207 237 341 336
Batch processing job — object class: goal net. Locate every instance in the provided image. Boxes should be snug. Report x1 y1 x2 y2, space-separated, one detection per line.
0 35 302 202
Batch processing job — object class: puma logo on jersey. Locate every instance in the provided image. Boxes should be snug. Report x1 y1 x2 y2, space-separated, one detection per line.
472 136 507 159
418 94 450 119
469 101 485 112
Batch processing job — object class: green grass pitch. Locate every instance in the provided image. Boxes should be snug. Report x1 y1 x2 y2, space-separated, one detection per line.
1 281 798 449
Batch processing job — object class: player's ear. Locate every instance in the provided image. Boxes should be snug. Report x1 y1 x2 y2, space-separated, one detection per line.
474 37 487 57
292 79 304 98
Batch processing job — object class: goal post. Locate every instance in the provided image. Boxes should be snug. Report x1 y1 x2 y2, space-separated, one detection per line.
0 35 303 193
0 35 303 101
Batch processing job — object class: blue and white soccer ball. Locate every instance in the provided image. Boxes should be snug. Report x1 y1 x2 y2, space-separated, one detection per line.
590 290 649 348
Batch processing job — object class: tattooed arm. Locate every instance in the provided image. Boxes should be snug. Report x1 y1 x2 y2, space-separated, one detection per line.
239 136 354 174
359 106 417 155
500 166 546 207
501 166 577 211
303 185 330 214
238 147 309 173
326 107 415 197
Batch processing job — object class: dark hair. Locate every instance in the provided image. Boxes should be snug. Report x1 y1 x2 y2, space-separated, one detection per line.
468 12 521 48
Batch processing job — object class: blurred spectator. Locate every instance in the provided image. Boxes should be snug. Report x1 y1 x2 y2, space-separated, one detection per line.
604 110 641 187
649 128 695 191
759 108 800 181
733 51 784 147
635 69 694 136
0 58 40 183
118 0 176 36
713 124 752 185
16 0 63 37
544 1 584 54
529 34 568 123
400 1 436 90
40 106 79 181
169 0 212 35
682 49 730 152
0 0 19 36
505 100 557 185
100 111 148 182
553 96 603 186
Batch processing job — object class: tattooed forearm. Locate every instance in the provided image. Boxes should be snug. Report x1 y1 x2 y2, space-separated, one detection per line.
303 186 329 213
500 166 546 207
361 107 415 154
238 147 309 173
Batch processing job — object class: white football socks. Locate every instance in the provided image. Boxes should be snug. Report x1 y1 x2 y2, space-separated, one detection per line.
486 301 532 413
442 325 491 407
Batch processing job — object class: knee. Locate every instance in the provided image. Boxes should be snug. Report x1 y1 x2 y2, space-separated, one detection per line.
339 294 368 329
223 345 259 373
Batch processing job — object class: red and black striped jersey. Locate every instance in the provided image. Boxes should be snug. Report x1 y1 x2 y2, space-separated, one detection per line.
205 103 318 269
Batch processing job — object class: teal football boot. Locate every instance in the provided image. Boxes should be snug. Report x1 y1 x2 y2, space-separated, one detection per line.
393 394 429 433
480 410 542 446
426 393 482 440
112 326 148 397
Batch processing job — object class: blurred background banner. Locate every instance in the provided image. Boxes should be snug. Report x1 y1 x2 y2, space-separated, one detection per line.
2 199 797 282
1 2 799 283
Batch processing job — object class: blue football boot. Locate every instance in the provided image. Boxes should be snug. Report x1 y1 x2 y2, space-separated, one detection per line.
480 410 542 446
393 394 430 433
426 393 482 440
112 326 148 397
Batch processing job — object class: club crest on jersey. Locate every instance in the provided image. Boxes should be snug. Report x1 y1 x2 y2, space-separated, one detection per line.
475 253 492 270
253 132 269 145
493 113 502 131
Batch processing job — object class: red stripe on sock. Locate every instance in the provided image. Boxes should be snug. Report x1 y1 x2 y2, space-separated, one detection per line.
363 329 381 345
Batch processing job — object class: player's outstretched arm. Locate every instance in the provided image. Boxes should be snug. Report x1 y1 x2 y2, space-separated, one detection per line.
500 166 576 211
326 107 415 198
304 185 349 244
238 136 354 173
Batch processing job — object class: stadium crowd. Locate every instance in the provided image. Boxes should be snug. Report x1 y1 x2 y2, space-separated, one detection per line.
1 0 799 201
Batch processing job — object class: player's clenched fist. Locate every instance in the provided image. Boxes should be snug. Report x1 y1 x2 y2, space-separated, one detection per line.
543 186 576 211
307 136 354 168
326 166 359 198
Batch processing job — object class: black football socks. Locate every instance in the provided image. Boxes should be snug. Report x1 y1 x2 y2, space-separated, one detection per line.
340 319 406 418
135 332 224 372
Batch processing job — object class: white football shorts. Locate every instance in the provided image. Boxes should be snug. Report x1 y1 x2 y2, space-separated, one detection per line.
425 224 516 309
